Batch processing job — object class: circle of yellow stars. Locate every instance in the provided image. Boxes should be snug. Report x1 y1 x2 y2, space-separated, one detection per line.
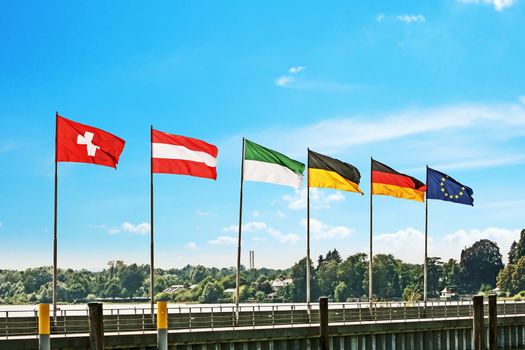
440 176 465 200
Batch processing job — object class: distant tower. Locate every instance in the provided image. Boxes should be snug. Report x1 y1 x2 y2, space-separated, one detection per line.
249 250 255 269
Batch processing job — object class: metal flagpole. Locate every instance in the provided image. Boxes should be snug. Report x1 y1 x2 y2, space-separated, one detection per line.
424 165 429 307
369 157 373 306
150 125 155 322
53 112 59 325
235 138 245 323
306 148 311 316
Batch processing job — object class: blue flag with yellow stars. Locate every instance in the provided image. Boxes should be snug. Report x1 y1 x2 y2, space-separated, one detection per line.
426 167 474 206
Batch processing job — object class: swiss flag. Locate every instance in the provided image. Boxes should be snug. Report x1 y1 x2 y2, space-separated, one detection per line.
56 113 125 168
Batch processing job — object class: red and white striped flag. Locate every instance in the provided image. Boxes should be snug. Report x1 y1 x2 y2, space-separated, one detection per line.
151 129 218 180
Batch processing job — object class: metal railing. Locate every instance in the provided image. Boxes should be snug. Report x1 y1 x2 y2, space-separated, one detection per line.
1 300 525 339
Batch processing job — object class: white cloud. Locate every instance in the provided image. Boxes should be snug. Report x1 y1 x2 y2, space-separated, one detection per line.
121 222 150 235
376 13 385 22
276 75 294 87
519 96 525 105
0 222 3 229
242 101 525 166
196 211 215 217
289 66 307 74
458 0 515 11
185 242 198 250
275 210 286 218
301 218 353 240
252 211 261 217
397 14 426 23
223 221 300 243
282 188 345 210
374 227 520 264
207 236 237 245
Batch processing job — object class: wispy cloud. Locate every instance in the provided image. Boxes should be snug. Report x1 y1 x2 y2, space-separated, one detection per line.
185 241 198 250
519 95 525 105
396 14 426 23
282 188 345 210
207 236 236 245
376 13 385 22
458 0 516 11
276 75 294 87
301 218 353 240
223 221 300 243
242 101 525 169
196 211 216 217
121 222 150 235
98 222 150 235
275 66 355 92
289 66 307 74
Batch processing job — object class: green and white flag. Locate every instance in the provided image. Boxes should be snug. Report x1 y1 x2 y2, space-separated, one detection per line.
243 139 305 189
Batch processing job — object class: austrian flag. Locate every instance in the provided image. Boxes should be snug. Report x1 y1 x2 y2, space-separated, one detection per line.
151 129 218 180
56 114 126 168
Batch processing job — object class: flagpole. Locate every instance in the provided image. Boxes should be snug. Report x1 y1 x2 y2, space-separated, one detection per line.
150 125 155 322
306 148 311 316
424 165 429 307
235 138 245 323
53 112 59 325
369 157 373 307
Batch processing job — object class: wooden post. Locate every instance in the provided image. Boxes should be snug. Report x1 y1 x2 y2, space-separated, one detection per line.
38 304 50 350
88 302 104 350
488 294 497 350
472 295 484 350
319 297 329 350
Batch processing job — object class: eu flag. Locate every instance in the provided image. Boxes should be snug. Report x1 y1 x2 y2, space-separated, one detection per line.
426 167 474 206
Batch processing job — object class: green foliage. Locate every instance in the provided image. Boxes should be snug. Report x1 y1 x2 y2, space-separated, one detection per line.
460 239 504 293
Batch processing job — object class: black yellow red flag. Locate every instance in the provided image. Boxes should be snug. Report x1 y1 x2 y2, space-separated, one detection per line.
371 159 426 202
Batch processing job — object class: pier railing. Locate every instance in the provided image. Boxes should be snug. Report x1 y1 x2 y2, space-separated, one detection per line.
1 300 525 339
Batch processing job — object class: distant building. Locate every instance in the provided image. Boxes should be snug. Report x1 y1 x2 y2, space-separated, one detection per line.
224 288 236 294
440 287 456 300
162 285 184 293
271 278 293 290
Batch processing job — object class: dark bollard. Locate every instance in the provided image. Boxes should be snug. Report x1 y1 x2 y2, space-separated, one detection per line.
472 295 484 350
488 295 497 350
88 302 105 350
319 297 329 350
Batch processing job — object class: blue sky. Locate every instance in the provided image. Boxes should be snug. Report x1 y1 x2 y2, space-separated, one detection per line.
1 0 524 270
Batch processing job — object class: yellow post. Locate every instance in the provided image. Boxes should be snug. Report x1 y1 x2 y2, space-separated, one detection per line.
157 301 168 350
38 304 50 350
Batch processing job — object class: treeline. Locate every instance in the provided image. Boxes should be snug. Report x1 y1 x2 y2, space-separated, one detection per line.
1 231 525 304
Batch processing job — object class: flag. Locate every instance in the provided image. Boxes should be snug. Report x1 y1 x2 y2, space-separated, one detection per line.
308 150 363 194
151 129 218 180
56 114 125 168
426 167 474 206
243 139 304 189
371 159 426 202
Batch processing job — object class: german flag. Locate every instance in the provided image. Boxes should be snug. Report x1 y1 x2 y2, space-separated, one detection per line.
371 159 426 202
308 150 363 194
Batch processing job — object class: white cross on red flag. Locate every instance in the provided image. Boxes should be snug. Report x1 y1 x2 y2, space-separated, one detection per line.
56 114 126 168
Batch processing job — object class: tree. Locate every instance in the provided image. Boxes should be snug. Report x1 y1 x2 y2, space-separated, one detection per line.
288 257 318 302
120 264 144 298
337 253 367 298
460 239 504 293
508 230 525 265
317 260 338 297
369 254 401 299
497 256 525 295
190 265 207 284
199 282 224 303
442 259 464 293
334 282 350 302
